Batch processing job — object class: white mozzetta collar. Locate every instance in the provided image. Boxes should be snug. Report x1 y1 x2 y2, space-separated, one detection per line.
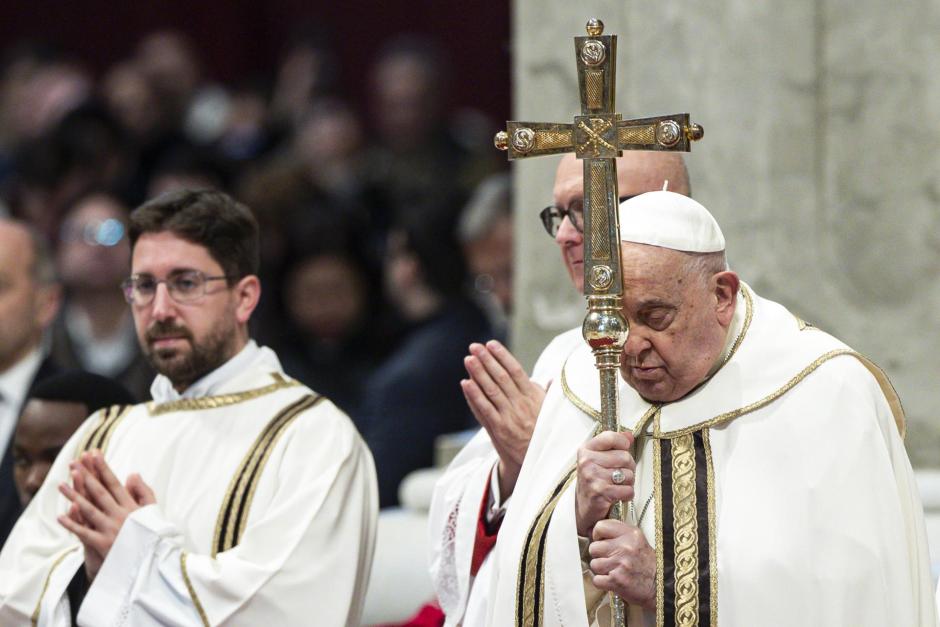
561 284 863 437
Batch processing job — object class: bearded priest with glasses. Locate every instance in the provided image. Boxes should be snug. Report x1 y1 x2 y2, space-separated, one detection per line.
0 190 378 626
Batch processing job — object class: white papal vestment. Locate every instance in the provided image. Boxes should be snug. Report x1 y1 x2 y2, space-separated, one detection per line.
430 285 938 627
0 341 378 626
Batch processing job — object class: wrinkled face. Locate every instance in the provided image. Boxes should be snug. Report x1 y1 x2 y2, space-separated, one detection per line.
130 231 247 390
0 223 44 371
551 153 689 293
618 243 732 402
13 399 89 507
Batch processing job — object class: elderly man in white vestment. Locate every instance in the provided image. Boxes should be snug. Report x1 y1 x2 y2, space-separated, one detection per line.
428 153 689 624
0 189 378 626
431 190 938 626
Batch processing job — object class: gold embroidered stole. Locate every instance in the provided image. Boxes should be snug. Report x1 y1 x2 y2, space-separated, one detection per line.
653 429 718 627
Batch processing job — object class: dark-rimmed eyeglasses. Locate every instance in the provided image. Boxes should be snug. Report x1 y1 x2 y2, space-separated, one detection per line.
539 195 639 237
121 270 233 306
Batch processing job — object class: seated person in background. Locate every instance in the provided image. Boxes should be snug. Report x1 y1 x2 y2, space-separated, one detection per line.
13 371 136 508
360 210 495 508
274 220 396 419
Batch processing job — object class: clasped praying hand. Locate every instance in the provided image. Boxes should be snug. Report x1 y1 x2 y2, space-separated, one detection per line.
57 450 156 579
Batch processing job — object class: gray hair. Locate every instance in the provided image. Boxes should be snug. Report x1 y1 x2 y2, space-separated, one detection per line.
457 173 511 243
681 250 728 282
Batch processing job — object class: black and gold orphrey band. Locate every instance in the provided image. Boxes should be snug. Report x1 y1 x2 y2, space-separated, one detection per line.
212 393 323 557
516 467 578 627
655 430 718 627
74 404 133 456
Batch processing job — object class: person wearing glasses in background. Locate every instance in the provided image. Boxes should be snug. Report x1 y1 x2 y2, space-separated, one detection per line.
428 152 690 626
0 190 378 626
50 192 155 400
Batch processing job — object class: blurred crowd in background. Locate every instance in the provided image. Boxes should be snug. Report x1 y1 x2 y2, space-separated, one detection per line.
0 27 515 508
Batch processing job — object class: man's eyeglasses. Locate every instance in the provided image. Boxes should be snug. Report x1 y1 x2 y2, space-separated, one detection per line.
121 270 233 306
539 195 639 237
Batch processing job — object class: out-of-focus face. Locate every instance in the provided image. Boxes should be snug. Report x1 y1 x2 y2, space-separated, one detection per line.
129 231 253 390
102 62 159 138
372 56 438 146
550 153 690 293
618 242 735 402
57 195 130 291
296 107 363 174
13 399 89 507
463 214 513 315
0 223 47 372
285 255 366 342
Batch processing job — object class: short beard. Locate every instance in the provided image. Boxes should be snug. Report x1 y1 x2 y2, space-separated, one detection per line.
144 317 238 391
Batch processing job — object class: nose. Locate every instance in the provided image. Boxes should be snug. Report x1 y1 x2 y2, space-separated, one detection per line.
622 328 651 363
150 282 178 321
555 215 582 247
24 463 50 497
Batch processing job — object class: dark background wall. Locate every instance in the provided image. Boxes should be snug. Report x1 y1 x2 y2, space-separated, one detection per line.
0 0 511 123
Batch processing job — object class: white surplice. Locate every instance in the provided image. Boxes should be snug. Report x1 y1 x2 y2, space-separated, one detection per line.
0 341 378 626
428 326 583 626
432 286 938 627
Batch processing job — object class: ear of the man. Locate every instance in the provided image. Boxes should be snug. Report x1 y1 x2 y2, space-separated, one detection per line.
233 275 261 324
35 283 63 331
713 271 739 326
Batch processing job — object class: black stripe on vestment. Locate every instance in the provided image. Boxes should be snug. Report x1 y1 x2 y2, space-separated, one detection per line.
694 431 711 627
214 394 319 555
661 438 676 626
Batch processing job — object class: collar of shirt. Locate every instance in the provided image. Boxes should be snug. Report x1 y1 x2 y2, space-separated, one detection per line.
0 347 44 450
149 340 281 403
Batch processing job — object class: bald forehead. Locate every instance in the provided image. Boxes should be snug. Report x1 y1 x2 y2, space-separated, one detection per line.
552 152 689 202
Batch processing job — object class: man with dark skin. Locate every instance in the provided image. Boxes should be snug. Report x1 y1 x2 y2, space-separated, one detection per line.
12 371 135 508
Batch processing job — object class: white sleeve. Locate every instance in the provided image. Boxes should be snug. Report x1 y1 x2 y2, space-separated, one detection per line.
0 411 106 627
530 328 582 389
78 407 378 627
427 428 498 621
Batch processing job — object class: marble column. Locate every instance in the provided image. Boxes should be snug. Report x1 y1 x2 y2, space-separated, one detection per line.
509 0 940 466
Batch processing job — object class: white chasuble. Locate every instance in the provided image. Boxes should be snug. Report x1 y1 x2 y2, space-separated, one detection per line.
0 343 378 626
441 285 937 627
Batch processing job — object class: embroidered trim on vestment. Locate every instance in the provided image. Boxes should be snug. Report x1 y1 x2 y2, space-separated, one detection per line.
148 373 301 416
516 467 577 627
655 430 714 626
212 393 322 557
655 349 864 438
561 363 601 421
180 552 210 627
75 404 133 456
31 547 79 626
